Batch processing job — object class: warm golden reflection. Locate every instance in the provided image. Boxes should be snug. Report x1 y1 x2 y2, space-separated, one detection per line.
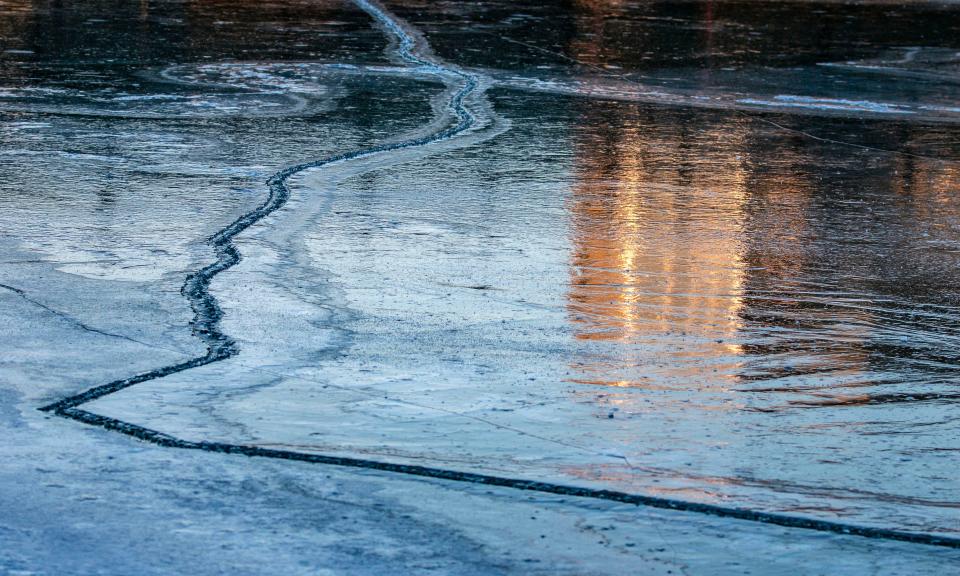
890 155 960 221
569 0 628 67
566 105 752 388
561 3 960 395
563 2 754 390
0 0 32 46
565 97 960 394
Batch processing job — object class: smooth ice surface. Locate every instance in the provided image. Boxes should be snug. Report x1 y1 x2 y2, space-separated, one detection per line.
3 0 960 573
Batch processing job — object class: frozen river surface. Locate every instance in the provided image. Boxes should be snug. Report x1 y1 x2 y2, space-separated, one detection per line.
2 0 960 573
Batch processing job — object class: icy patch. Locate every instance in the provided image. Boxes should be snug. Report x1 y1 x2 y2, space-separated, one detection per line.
0 70 336 119
820 46 960 82
490 65 960 122
919 104 960 114
112 94 185 102
738 95 915 114
2 121 51 131
0 61 444 120
164 62 435 93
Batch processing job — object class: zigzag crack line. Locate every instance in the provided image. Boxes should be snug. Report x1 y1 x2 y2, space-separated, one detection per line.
48 406 960 550
38 0 475 413
37 0 960 550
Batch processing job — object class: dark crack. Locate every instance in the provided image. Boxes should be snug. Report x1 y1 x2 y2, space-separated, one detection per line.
36 0 960 551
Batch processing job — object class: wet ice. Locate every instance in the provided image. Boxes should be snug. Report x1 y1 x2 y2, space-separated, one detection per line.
3 0 960 572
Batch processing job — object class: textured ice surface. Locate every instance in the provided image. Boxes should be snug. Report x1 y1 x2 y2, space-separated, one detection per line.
3 0 960 573
86 93 960 536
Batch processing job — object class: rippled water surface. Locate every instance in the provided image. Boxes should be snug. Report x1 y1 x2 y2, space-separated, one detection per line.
3 0 960 539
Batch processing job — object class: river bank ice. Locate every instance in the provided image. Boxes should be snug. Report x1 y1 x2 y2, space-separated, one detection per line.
2 0 960 573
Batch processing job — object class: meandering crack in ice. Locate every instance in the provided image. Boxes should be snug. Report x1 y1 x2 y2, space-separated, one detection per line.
39 0 478 414
36 0 960 549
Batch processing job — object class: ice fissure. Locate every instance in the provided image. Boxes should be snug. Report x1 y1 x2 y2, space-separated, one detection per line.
37 0 960 550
